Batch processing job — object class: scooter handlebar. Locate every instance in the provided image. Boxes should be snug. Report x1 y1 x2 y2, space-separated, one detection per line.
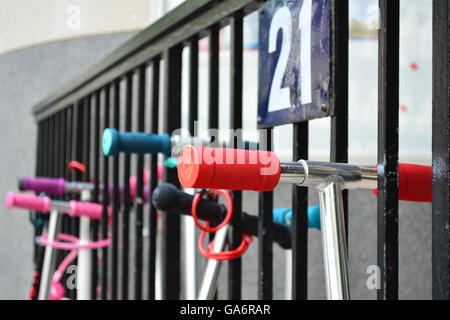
18 177 65 195
178 146 432 202
102 128 172 156
152 183 291 249
5 192 51 213
177 146 281 191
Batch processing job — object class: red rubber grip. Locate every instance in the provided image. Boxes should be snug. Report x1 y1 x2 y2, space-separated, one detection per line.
177 146 281 191
373 163 432 202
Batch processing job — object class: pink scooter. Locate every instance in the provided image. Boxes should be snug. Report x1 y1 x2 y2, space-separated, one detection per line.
6 192 108 300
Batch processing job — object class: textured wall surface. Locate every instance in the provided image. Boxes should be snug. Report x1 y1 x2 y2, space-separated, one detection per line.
0 32 135 299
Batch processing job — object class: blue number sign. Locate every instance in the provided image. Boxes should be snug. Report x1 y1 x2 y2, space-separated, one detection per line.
258 0 331 128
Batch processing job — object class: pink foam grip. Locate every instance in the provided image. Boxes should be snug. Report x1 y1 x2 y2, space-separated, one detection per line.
143 164 164 184
129 178 151 203
69 201 103 220
5 192 51 213
178 146 281 191
373 163 432 202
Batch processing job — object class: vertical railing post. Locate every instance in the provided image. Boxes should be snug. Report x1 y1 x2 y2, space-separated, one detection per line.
229 10 243 300
111 79 121 300
101 84 111 300
331 0 349 238
148 58 160 300
135 65 146 300
377 0 400 301
292 122 308 300
161 45 183 299
122 72 134 300
92 91 101 299
258 129 273 300
31 122 45 300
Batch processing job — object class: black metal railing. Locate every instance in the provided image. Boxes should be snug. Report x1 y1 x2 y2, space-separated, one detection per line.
31 0 449 300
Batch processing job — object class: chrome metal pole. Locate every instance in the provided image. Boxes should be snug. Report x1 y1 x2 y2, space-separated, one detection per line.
317 176 350 300
38 209 61 300
77 190 92 300
183 188 198 300
277 161 371 300
197 225 229 300
285 249 292 300
279 161 377 190
64 182 95 194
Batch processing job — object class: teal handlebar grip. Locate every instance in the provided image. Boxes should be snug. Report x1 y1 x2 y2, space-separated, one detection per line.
102 129 172 156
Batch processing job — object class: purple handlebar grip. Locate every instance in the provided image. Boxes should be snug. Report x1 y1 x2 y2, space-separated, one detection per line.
19 177 65 196
5 192 51 213
69 201 102 220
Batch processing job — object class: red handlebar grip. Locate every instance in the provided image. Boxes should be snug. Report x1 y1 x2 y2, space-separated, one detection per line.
398 163 432 202
373 163 432 202
177 146 281 191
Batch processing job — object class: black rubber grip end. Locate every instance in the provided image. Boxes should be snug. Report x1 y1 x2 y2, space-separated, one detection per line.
18 178 25 191
152 183 180 211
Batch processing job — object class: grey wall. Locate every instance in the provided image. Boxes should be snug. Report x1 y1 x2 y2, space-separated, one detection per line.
0 32 136 299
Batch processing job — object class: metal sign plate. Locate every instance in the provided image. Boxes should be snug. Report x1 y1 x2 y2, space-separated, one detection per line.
258 0 331 128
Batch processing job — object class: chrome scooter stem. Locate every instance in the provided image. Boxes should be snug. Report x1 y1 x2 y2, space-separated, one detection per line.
38 209 61 300
317 176 350 300
278 160 375 300
197 225 229 300
183 188 198 300
77 190 92 300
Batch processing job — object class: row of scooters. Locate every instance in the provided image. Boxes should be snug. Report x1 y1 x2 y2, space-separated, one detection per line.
6 128 432 300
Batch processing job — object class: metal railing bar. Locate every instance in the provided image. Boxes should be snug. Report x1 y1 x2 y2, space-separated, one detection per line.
377 0 400 300
432 0 450 300
121 72 134 299
161 46 183 299
101 84 111 299
228 10 243 300
292 122 308 300
134 65 146 299
111 80 121 299
258 130 273 300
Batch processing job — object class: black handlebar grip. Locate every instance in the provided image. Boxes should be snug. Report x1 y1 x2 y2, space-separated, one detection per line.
152 184 292 249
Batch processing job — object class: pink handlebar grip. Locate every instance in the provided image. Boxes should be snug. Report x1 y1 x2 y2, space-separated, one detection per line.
5 192 51 213
373 163 432 202
178 146 281 191
69 201 103 220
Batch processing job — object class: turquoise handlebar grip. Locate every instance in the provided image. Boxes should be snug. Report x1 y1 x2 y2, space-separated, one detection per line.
273 205 321 230
102 128 172 156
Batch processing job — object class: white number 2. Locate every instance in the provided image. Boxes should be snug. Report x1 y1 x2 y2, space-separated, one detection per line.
268 6 292 112
267 1 312 112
